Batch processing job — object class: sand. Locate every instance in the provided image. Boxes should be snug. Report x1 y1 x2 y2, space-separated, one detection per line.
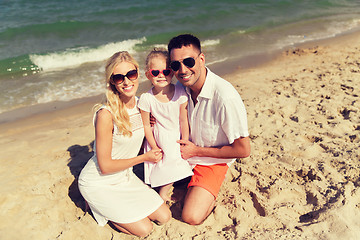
1 30 359 240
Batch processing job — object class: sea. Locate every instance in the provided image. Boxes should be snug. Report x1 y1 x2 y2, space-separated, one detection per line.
1 0 360 122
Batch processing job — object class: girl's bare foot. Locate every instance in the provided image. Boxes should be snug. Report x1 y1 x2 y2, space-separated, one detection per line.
160 192 171 202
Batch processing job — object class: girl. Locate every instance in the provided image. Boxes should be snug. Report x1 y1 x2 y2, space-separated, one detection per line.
138 48 193 201
78 51 171 237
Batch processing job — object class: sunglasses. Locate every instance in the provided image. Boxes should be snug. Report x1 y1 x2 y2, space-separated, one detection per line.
149 69 171 77
110 69 138 85
170 53 201 71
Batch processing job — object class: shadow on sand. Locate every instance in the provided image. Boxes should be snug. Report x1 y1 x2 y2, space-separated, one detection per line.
67 141 94 213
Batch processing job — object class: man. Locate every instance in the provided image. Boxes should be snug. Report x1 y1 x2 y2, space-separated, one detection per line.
168 34 251 225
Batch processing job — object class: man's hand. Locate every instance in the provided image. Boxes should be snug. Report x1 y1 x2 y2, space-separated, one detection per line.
177 139 198 159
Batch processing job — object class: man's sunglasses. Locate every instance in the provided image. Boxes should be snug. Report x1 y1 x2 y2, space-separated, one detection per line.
149 69 171 77
170 53 201 71
110 69 138 85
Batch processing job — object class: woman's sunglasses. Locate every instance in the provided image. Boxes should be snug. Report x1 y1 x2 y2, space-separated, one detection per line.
110 69 138 85
170 53 201 71
149 69 171 77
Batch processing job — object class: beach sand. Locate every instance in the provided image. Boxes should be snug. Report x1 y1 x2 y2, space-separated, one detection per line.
1 30 359 240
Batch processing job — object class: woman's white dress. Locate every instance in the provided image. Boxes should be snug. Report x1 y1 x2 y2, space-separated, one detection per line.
78 104 163 226
138 84 193 188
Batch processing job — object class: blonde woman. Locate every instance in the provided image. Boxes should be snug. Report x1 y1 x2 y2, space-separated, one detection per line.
78 51 171 237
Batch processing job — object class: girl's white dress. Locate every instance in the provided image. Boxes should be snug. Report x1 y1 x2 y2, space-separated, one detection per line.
138 84 193 188
78 104 163 226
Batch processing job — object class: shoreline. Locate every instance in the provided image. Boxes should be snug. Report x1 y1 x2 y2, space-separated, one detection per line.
0 79 152 124
1 28 359 125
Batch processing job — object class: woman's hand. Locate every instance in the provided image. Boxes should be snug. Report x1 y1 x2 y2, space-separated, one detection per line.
144 148 163 163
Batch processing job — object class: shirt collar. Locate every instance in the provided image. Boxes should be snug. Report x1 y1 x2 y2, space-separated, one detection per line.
185 67 214 100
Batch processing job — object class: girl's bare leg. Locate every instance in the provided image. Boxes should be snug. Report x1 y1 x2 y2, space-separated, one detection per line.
159 183 173 202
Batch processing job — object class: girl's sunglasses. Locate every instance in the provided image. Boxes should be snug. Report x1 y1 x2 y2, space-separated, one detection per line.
170 53 201 71
149 69 171 77
110 69 138 85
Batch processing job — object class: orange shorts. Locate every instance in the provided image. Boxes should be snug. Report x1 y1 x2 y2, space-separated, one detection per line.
188 163 229 198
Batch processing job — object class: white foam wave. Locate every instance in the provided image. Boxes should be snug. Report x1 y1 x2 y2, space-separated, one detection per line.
202 39 220 47
152 39 220 51
153 44 168 49
206 57 229 66
275 18 360 49
30 37 146 72
36 78 105 104
326 18 360 37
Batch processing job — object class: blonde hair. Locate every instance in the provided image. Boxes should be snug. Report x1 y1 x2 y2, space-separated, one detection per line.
145 47 169 70
96 51 139 137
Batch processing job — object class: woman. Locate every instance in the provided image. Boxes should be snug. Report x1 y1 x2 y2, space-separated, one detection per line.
78 51 171 237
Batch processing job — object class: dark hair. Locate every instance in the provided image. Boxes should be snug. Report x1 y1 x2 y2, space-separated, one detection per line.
168 34 201 54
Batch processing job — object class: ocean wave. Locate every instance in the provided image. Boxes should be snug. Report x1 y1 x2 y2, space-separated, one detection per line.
148 38 220 51
326 17 360 36
274 17 360 49
202 39 220 47
206 57 229 66
29 37 146 72
35 78 105 104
